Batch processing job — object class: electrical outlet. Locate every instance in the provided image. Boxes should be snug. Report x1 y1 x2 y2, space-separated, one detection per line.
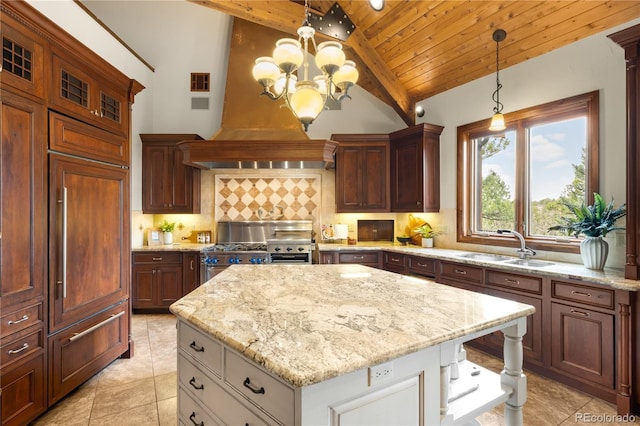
368 361 393 386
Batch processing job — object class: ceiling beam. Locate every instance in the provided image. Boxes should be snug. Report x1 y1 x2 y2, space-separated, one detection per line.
188 0 414 125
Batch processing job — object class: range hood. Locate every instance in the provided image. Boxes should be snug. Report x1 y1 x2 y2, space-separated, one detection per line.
178 18 338 170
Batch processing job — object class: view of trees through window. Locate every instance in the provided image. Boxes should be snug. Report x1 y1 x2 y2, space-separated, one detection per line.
474 116 587 237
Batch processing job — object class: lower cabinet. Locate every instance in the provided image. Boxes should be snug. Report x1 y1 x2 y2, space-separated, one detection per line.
48 302 129 404
382 251 406 274
132 252 184 312
319 251 381 269
183 252 200 296
0 344 46 426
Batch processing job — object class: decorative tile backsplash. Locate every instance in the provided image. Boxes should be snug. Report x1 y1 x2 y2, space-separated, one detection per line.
215 175 322 222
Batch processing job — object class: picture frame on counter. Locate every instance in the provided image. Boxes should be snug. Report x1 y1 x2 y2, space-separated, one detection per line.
147 228 162 246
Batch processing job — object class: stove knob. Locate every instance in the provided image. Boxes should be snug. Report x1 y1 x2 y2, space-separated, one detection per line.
298 247 305 252
274 247 281 252
228 258 235 264
286 247 293 252
256 258 262 264
236 257 242 263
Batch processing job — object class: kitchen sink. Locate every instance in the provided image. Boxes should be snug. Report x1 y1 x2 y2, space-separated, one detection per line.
457 253 513 262
502 259 554 268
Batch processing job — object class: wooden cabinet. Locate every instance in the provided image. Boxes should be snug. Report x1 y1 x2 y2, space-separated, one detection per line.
1 12 45 100
338 251 381 268
333 134 390 213
0 90 47 425
407 256 436 279
437 261 483 291
383 251 406 274
550 280 615 389
132 252 184 312
141 134 202 214
48 302 129 404
319 251 338 264
183 252 201 296
1 2 141 422
390 123 443 212
48 153 130 333
49 47 129 136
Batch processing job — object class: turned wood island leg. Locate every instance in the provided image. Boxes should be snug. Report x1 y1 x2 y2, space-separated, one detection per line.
502 319 527 426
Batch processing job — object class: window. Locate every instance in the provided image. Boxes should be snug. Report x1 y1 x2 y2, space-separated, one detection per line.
457 91 599 253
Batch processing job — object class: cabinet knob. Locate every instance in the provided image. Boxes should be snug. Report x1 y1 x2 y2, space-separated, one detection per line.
416 201 422 206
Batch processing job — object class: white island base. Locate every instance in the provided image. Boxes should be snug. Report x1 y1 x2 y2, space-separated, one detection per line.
171 265 532 426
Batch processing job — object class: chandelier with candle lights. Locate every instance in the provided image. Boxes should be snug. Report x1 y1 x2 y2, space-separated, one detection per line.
251 0 359 131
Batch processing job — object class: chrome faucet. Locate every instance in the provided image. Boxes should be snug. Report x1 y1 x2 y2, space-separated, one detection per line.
497 229 536 259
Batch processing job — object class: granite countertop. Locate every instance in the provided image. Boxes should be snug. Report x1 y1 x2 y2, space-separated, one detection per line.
132 243 214 252
170 264 534 388
318 242 639 291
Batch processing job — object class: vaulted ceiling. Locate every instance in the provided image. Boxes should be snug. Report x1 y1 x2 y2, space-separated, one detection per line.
190 0 640 125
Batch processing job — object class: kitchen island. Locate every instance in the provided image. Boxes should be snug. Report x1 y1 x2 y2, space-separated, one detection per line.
170 264 535 425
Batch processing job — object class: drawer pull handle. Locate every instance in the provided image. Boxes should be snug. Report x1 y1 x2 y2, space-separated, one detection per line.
418 262 428 267
454 269 467 275
570 309 590 317
391 258 400 263
8 315 29 325
8 342 29 354
571 290 591 298
189 341 205 353
353 255 364 260
152 257 163 261
189 377 204 390
189 412 204 426
505 278 520 285
69 311 125 342
243 377 265 394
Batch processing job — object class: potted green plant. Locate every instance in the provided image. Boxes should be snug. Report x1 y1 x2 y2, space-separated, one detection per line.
159 220 176 245
548 192 626 269
414 223 441 248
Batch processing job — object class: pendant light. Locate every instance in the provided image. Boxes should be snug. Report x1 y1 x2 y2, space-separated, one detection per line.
489 29 507 131
251 0 358 131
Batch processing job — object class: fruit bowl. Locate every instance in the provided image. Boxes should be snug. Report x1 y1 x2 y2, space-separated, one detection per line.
396 236 412 245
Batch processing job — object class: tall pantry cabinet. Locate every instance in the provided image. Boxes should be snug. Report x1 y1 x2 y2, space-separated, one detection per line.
0 2 143 424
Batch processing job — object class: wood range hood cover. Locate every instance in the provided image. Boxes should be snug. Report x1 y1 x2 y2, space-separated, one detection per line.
178 18 338 170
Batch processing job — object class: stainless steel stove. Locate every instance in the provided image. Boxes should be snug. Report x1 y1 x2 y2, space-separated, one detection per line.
200 220 314 282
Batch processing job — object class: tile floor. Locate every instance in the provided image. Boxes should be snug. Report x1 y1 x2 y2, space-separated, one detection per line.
31 314 629 426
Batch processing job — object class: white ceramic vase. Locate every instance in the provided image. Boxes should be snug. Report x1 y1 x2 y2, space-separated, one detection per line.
164 231 173 245
421 237 433 248
580 236 608 270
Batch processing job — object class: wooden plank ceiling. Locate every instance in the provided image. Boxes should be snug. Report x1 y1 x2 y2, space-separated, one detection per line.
190 0 640 125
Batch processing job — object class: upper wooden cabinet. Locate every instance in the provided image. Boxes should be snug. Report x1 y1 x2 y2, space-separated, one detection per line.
1 13 45 100
49 47 130 137
140 134 203 214
390 123 443 212
333 134 390 213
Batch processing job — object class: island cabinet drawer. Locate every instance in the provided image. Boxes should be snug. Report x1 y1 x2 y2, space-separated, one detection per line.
383 252 406 273
133 252 182 264
407 256 436 277
178 321 222 377
179 354 271 426
224 349 295 425
486 270 542 295
439 262 483 284
178 387 222 426
551 280 614 310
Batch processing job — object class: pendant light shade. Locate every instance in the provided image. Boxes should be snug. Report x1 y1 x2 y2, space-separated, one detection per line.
251 0 358 131
489 29 507 131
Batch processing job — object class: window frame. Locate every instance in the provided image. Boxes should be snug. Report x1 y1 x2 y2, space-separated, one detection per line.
456 90 600 254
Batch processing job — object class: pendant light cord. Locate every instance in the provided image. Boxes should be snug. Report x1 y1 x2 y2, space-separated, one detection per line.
492 35 503 114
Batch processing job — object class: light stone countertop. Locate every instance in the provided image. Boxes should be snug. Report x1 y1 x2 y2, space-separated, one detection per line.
318 242 640 291
132 243 213 252
170 264 535 388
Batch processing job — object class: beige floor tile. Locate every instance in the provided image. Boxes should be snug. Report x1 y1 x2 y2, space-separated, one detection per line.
95 346 154 389
155 371 177 401
90 377 157 420
89 401 159 426
157 397 178 426
559 398 640 425
31 381 96 426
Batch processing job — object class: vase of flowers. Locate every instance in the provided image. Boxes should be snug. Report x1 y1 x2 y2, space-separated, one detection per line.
159 220 176 245
548 193 626 270
414 223 441 248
